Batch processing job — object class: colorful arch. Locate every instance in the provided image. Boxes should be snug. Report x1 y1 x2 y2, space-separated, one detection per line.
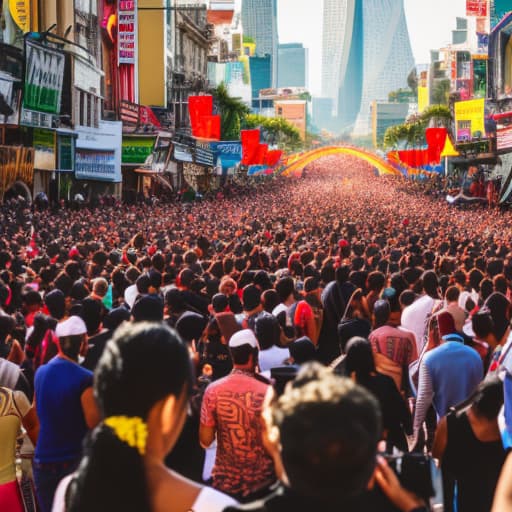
280 146 402 177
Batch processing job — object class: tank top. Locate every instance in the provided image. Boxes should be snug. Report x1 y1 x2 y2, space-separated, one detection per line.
443 410 506 512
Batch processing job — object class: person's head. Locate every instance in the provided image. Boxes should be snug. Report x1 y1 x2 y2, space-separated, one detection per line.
421 270 440 299
92 277 109 298
275 276 295 304
0 314 15 343
210 293 229 314
55 315 88 361
399 289 416 309
485 292 511 343
175 311 207 345
344 337 375 382
265 362 381 502
45 289 66 320
367 271 385 293
472 309 494 342
254 312 280 350
79 297 103 336
372 299 390 328
131 294 164 323
262 288 280 313
67 323 192 512
445 285 460 304
228 329 259 368
289 336 316 364
242 284 262 313
470 376 504 420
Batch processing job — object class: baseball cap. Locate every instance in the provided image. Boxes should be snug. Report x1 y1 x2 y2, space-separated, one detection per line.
228 329 259 349
55 316 87 338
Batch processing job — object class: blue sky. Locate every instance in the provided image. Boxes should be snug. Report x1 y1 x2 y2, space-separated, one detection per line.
275 0 467 95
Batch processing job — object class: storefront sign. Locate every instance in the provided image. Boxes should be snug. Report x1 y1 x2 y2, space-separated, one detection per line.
454 99 485 141
0 76 21 125
0 145 34 199
195 141 214 167
75 120 122 182
498 126 512 151
23 40 65 114
467 0 487 16
122 136 155 164
9 0 31 33
209 141 242 169
33 128 56 170
118 0 137 64
74 59 102 94
174 142 194 162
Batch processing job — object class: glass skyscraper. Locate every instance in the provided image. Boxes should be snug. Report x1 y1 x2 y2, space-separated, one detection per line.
322 0 414 135
278 43 308 88
242 0 279 87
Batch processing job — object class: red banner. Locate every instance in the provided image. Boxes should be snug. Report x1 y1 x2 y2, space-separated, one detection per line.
466 0 487 16
425 127 447 163
255 144 268 165
188 96 213 137
265 149 283 166
241 129 260 165
195 115 221 140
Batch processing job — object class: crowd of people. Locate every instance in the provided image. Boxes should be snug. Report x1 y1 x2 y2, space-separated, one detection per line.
2 153 512 511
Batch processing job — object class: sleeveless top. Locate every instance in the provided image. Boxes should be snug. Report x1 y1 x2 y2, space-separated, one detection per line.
443 410 506 512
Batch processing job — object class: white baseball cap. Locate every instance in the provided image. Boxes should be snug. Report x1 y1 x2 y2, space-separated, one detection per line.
55 316 87 337
228 329 259 349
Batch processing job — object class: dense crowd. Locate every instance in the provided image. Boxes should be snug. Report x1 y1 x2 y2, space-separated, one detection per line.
2 154 512 511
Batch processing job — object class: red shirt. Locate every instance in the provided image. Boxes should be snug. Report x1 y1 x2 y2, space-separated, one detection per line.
200 370 275 497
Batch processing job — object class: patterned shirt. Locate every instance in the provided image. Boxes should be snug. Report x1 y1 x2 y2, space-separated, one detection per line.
200 370 276 498
369 324 418 367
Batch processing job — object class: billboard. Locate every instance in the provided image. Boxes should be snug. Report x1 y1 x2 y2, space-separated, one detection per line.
454 98 485 141
492 0 512 28
23 40 65 115
118 0 137 64
467 0 488 16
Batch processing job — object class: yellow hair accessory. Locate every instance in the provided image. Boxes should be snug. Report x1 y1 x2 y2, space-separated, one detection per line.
104 416 148 456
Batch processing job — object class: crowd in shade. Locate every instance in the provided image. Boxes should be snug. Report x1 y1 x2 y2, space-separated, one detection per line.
3 154 512 511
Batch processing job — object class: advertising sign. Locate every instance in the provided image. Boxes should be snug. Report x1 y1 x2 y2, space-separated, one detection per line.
497 125 512 151
75 120 122 182
0 76 21 125
492 0 512 28
467 0 488 16
118 0 137 64
122 136 155 164
454 99 485 141
210 141 242 170
195 141 214 167
9 0 30 33
174 142 194 163
33 128 55 170
23 40 65 114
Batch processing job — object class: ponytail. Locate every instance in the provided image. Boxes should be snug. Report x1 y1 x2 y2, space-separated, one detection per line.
67 424 151 512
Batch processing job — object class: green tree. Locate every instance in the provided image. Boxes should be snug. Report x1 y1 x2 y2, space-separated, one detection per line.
211 83 250 141
243 114 302 151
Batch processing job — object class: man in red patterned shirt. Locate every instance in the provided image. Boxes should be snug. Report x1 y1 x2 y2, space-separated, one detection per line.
199 329 276 502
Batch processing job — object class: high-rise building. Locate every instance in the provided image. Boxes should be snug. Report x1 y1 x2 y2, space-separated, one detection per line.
242 0 279 86
322 0 414 135
278 43 308 88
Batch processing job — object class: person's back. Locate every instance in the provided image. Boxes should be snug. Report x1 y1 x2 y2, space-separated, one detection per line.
201 370 275 499
424 341 483 418
35 358 92 463
443 410 505 512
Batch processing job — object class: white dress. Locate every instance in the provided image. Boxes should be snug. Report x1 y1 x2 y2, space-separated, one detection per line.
52 474 238 512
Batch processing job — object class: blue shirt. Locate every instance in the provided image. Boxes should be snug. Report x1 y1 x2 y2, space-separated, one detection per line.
424 341 483 418
34 357 93 463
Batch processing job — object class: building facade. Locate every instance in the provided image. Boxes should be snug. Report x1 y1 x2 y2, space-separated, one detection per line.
277 43 308 88
241 0 278 86
322 0 414 135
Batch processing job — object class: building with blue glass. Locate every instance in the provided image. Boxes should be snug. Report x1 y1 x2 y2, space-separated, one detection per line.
278 43 308 88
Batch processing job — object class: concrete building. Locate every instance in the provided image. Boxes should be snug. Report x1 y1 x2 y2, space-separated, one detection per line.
278 43 308 88
241 0 278 86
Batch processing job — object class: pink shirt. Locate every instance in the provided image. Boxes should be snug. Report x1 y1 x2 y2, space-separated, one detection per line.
369 324 418 367
200 370 275 498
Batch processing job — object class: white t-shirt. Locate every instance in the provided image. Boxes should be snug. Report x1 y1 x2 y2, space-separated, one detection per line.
259 346 290 372
52 476 237 512
401 295 435 354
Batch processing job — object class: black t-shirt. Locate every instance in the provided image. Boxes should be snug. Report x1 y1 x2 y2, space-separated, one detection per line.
82 329 112 372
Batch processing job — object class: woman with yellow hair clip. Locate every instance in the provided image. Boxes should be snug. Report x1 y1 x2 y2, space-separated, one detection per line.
51 322 237 512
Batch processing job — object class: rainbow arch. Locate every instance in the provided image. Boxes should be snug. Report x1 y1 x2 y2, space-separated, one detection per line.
280 146 402 177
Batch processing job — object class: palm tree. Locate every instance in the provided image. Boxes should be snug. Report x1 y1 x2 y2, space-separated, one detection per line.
211 83 250 141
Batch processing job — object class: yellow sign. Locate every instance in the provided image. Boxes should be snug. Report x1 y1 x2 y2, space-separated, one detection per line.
9 0 31 33
454 98 485 140
440 136 460 157
418 86 429 113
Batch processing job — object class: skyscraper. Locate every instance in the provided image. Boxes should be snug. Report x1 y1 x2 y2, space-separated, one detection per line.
322 0 414 135
242 0 279 87
278 43 308 88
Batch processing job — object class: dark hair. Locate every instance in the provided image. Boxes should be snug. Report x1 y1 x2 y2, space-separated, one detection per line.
472 310 493 339
59 334 84 360
454 375 504 421
67 323 192 512
45 289 66 320
445 286 460 303
273 362 381 501
229 344 256 365
344 337 375 384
